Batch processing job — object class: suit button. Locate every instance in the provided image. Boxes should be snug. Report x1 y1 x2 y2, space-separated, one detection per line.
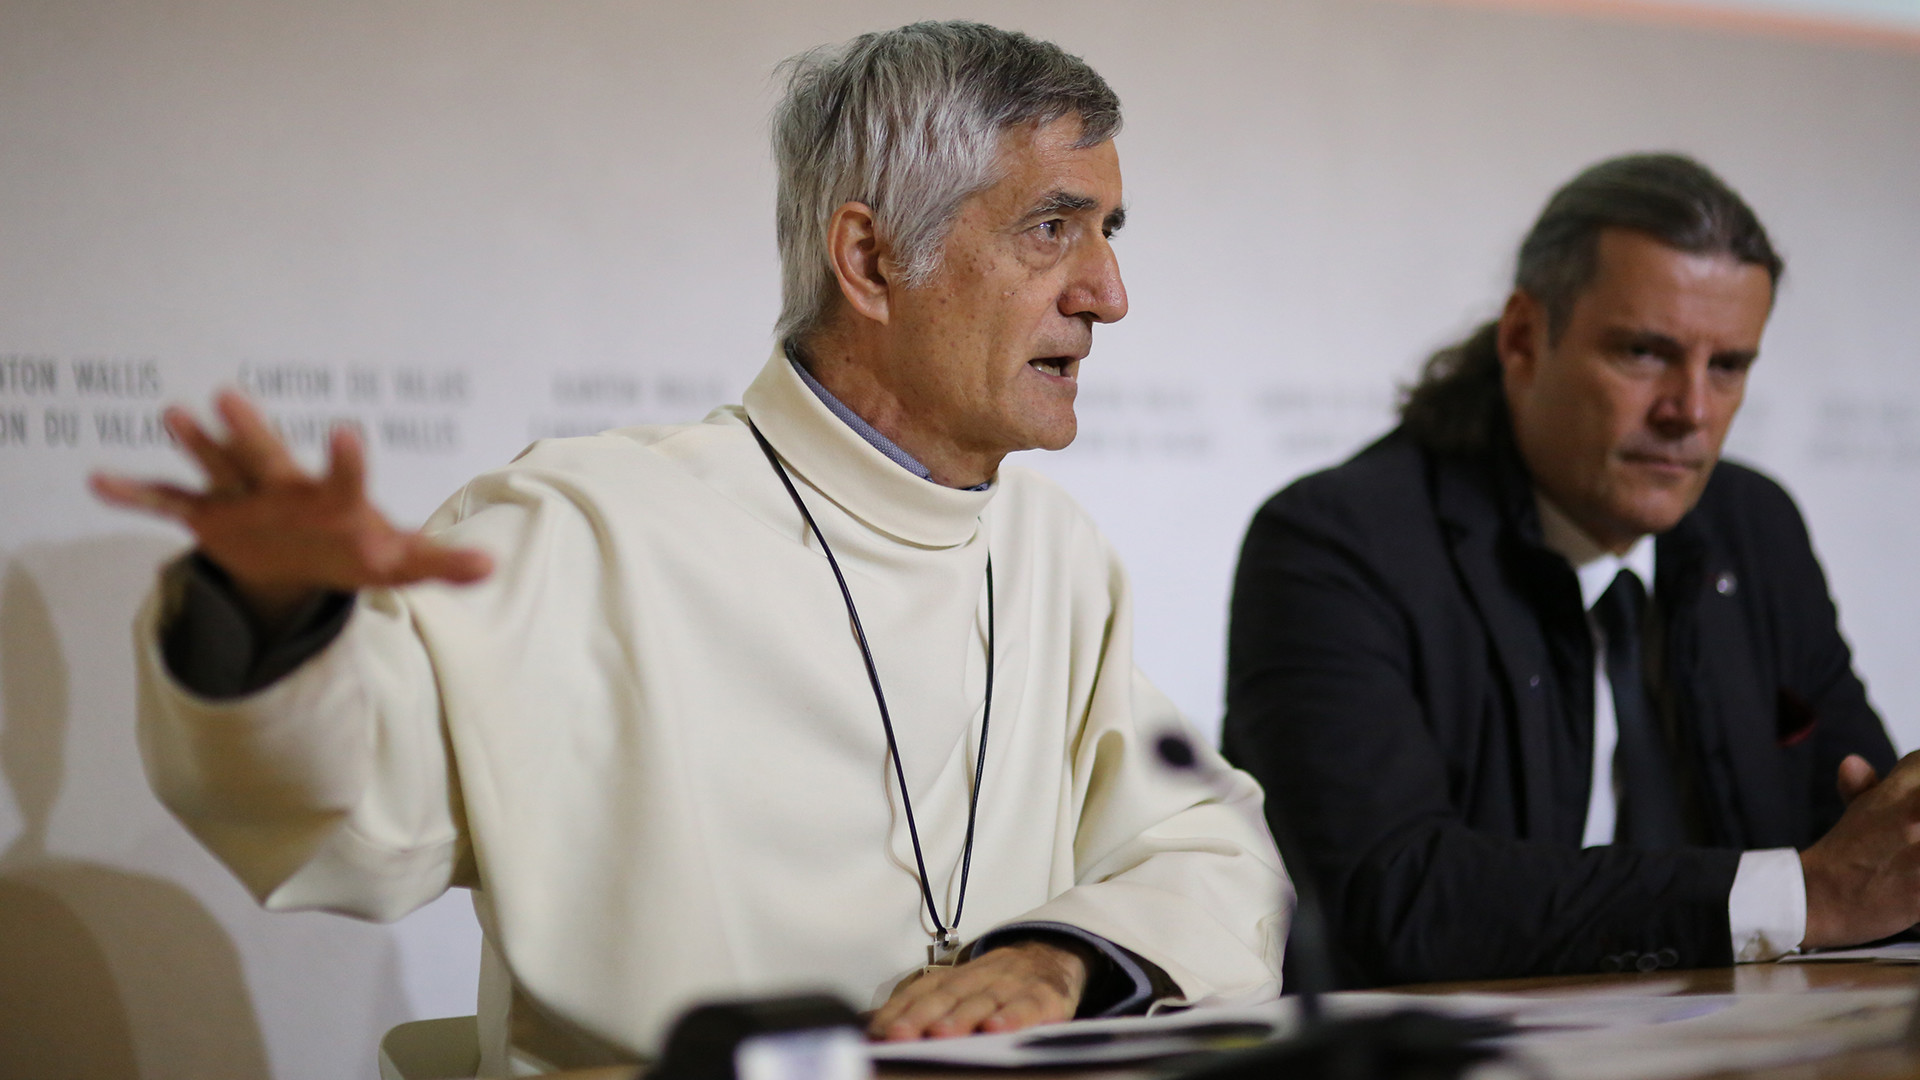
1715 571 1738 596
1657 948 1679 968
1636 953 1661 972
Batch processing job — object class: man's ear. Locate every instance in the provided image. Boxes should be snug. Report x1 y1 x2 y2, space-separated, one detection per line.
1496 289 1546 388
827 201 892 326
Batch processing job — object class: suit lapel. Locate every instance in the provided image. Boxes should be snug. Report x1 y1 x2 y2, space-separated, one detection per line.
1433 455 1562 842
1658 510 1791 848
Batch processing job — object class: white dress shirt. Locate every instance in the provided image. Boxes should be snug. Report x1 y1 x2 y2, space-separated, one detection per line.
1536 495 1804 963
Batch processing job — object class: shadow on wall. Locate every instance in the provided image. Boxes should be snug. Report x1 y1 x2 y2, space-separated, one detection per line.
0 541 271 1078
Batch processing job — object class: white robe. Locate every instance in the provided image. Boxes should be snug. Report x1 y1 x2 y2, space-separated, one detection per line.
135 353 1291 1073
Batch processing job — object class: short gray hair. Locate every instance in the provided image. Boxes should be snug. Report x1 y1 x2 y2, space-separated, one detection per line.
771 21 1122 350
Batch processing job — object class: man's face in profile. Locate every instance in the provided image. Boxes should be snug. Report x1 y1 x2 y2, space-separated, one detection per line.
879 114 1129 459
1501 228 1775 552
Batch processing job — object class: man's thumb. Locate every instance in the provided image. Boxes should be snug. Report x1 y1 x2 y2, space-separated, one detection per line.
1837 754 1880 806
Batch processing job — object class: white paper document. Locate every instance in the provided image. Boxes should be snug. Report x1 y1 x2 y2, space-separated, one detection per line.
866 1002 1297 1068
1473 987 1915 1080
1782 941 1920 964
866 985 1918 1079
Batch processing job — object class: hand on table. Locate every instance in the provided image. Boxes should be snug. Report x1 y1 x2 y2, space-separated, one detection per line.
90 390 492 623
869 939 1090 1041
1800 751 1920 948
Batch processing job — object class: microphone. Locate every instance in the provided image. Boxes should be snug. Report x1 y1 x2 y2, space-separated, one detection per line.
1153 730 1507 1080
653 995 869 1080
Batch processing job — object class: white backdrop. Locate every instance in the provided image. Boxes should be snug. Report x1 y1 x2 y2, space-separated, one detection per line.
2 1 1916 1076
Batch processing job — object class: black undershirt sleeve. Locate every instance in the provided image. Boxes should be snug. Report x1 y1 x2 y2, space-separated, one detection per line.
158 552 355 699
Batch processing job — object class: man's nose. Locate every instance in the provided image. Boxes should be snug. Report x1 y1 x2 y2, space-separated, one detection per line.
1650 358 1711 433
1063 238 1128 324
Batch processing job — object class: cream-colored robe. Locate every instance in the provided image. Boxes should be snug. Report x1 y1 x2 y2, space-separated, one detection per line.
136 354 1290 1073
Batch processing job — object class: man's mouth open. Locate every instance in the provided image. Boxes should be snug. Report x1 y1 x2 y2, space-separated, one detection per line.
1029 358 1078 381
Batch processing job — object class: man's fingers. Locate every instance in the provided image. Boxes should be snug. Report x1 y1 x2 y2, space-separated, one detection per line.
163 406 249 494
867 1005 907 1039
89 391 487 604
89 473 201 520
394 537 494 587
980 991 1067 1034
925 988 1005 1038
866 973 922 1037
872 941 1089 1040
1838 754 1881 806
215 389 304 484
869 975 932 1038
324 425 368 499
875 980 962 1041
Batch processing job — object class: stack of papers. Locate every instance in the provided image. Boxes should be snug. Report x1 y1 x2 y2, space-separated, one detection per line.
867 982 1919 1080
1418 987 1915 1079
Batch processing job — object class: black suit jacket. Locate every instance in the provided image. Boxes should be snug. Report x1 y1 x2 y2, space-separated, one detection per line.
1222 426 1895 987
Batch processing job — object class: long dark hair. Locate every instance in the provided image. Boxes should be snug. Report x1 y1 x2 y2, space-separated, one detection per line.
1400 153 1783 455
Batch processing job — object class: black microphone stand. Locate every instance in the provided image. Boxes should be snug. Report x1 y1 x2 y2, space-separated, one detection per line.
1154 733 1510 1080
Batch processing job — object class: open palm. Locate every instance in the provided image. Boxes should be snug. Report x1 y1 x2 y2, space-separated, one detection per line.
91 390 492 621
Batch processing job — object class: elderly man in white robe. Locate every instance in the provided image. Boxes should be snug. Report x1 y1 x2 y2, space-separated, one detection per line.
95 20 1290 1074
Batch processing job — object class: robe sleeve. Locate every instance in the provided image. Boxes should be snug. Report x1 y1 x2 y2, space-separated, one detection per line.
135 573 465 921
131 470 576 923
983 525 1292 1006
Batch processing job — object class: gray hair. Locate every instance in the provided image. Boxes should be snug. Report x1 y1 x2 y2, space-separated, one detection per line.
771 21 1122 350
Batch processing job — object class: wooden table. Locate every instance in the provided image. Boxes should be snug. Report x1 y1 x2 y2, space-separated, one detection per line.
546 963 1920 1080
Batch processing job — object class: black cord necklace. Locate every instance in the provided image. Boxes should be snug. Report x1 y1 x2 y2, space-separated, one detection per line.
747 420 994 968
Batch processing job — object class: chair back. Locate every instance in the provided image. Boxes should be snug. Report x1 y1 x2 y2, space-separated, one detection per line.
379 1015 481 1080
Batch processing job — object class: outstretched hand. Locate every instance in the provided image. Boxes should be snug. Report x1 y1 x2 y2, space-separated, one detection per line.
90 390 492 622
1800 751 1920 949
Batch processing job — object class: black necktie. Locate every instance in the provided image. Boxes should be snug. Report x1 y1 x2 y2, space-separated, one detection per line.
1593 569 1685 849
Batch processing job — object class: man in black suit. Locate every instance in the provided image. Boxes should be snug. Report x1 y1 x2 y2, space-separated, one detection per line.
1224 154 1917 988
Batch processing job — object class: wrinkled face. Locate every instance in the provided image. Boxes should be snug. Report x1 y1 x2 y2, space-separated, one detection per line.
1502 229 1774 552
880 115 1128 457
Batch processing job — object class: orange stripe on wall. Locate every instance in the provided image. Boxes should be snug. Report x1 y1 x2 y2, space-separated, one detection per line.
1395 0 1920 54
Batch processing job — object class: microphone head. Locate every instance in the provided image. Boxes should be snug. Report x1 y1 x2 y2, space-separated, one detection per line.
1155 731 1197 771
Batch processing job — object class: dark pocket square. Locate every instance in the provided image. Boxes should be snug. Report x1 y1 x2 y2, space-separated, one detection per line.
1776 688 1819 748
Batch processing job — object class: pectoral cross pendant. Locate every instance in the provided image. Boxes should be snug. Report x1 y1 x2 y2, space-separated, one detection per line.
926 931 962 971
